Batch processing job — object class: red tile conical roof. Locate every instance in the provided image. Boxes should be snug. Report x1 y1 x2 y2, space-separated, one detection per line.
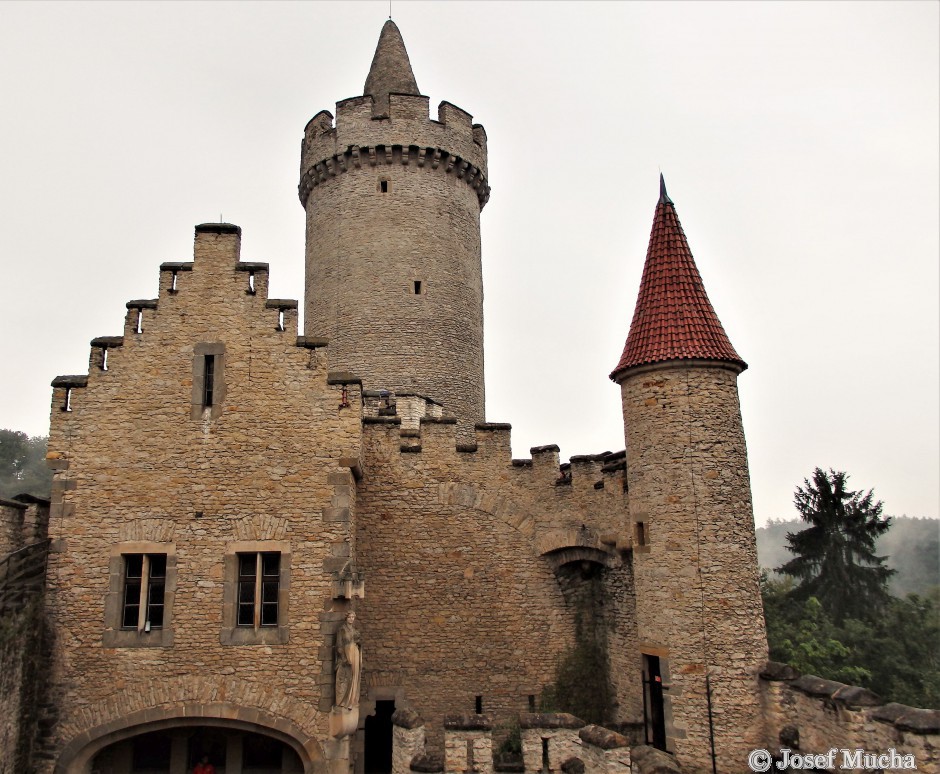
610 176 746 381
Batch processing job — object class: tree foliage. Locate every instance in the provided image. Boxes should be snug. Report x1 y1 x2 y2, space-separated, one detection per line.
778 468 894 623
0 429 51 499
762 576 940 709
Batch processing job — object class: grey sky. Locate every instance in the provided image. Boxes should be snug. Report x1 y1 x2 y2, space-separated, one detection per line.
1 1 937 524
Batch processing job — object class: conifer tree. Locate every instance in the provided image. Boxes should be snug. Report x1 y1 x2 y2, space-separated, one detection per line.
778 468 894 623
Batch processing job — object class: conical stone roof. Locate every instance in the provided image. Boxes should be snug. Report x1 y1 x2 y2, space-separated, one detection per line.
611 176 745 380
364 20 420 116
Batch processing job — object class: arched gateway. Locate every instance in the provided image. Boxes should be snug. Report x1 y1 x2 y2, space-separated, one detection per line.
56 705 320 774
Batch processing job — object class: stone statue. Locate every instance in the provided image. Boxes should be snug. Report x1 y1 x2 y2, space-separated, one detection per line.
334 611 362 710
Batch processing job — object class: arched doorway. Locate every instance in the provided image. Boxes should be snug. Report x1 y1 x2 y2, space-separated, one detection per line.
90 726 304 773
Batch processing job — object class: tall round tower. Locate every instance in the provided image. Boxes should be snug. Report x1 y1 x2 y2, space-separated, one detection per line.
299 21 490 435
611 177 768 772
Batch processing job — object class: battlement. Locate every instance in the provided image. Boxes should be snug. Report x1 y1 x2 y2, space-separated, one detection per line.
360 413 628 497
299 94 489 209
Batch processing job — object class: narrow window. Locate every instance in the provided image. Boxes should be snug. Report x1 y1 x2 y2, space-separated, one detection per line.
636 521 648 547
122 554 167 631
62 387 72 412
247 270 256 295
413 280 422 295
135 309 143 334
475 695 483 714
100 347 109 371
541 739 550 772
379 179 389 193
238 552 280 629
528 695 536 710
203 355 215 407
170 270 178 293
276 309 285 332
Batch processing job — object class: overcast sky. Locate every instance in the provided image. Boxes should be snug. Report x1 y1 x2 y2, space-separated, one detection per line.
1 1 937 525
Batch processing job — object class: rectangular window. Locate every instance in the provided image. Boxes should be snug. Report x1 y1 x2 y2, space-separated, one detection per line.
237 552 280 628
192 343 225 420
203 354 216 407
121 553 167 631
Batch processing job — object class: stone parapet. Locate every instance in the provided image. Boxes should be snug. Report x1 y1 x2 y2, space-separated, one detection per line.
393 709 426 774
521 715 584 774
760 662 940 773
300 94 488 209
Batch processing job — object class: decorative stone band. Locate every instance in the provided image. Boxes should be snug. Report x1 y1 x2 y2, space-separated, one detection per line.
298 144 491 209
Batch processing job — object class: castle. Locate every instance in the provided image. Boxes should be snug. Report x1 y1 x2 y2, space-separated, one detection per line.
2 18 934 774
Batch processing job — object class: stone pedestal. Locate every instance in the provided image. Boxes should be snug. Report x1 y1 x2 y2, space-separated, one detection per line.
330 706 360 739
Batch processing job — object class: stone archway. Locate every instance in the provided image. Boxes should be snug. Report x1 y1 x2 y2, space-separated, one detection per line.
55 703 323 774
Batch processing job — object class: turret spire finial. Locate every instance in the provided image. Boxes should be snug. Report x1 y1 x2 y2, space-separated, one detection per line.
659 172 673 205
364 20 420 117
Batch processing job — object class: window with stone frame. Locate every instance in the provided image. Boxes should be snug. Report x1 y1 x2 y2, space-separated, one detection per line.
191 342 225 419
103 542 177 647
122 553 167 630
221 541 290 646
237 552 280 628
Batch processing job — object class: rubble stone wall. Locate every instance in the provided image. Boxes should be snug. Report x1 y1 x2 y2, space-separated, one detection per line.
41 226 362 771
620 362 768 772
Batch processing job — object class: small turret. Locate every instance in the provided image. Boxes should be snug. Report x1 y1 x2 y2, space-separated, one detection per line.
612 177 767 772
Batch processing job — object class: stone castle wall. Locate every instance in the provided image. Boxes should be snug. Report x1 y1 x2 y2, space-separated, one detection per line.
300 95 488 437
620 363 768 772
354 417 640 755
0 497 51 774
41 226 363 771
760 665 939 774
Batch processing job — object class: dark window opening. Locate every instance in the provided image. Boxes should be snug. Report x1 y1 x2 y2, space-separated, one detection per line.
541 738 550 772
380 179 389 193
122 553 167 631
237 552 280 628
413 280 422 295
475 695 483 714
203 355 215 407
636 521 648 546
528 694 536 710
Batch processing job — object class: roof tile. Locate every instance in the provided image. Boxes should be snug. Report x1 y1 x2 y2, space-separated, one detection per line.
611 178 745 380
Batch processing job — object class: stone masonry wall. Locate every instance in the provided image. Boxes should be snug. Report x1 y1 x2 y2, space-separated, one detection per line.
760 667 939 773
621 363 768 773
42 226 363 771
301 94 487 439
354 418 639 757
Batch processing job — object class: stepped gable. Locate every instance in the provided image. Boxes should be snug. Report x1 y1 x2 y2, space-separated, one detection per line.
363 19 420 116
611 175 745 380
